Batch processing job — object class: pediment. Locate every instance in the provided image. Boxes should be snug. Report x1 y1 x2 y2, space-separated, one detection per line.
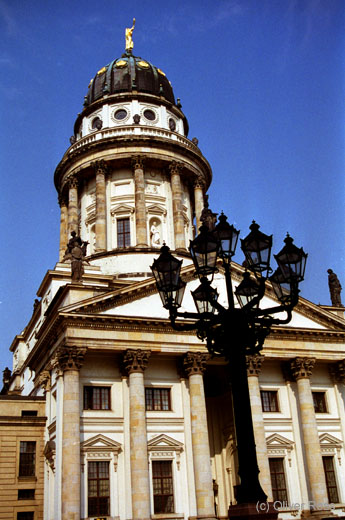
81 434 122 451
148 434 184 452
110 203 134 215
266 433 295 449
147 204 167 216
319 433 343 448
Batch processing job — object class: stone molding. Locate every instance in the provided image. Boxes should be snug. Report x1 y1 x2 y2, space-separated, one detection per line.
131 155 144 170
183 351 209 376
35 370 51 391
246 354 265 376
55 346 87 372
122 348 151 374
289 357 315 380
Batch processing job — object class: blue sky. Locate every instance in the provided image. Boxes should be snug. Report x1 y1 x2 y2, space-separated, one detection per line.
0 0 344 371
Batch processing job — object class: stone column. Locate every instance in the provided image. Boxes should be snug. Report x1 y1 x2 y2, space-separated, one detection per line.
246 355 273 501
59 194 68 261
170 161 186 250
183 351 216 520
57 347 86 520
289 357 328 505
93 160 107 252
132 156 148 247
123 349 151 520
67 176 79 235
194 177 205 233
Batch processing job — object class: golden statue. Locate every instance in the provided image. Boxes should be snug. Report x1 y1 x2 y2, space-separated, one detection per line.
125 18 136 51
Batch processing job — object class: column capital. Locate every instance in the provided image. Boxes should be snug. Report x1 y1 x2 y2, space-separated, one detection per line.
193 175 206 190
68 175 78 189
58 193 68 208
289 357 316 380
183 351 209 376
169 160 183 176
131 155 145 170
246 354 265 376
91 159 109 175
122 349 151 374
36 370 51 392
55 346 87 372
329 359 345 384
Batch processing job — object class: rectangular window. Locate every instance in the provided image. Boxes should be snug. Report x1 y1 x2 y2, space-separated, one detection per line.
18 489 35 500
117 218 130 248
19 442 36 477
21 411 38 417
145 388 171 411
88 461 110 517
84 387 110 410
152 460 174 513
17 513 34 520
323 456 339 503
261 390 279 412
269 458 288 502
312 392 327 413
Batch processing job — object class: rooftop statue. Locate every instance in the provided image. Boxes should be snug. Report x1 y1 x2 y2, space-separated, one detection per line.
125 18 136 51
327 268 343 307
63 231 89 282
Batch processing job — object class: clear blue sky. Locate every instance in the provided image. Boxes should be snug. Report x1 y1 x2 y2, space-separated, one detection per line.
1 0 344 371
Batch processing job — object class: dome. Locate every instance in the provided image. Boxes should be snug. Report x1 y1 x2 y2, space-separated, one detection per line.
84 51 176 107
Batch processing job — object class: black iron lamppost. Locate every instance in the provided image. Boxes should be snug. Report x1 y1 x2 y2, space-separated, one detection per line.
151 212 307 507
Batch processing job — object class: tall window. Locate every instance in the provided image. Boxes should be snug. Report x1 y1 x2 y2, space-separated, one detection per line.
323 456 339 503
261 390 279 412
152 461 174 513
84 387 110 410
19 441 36 477
17 513 34 520
269 458 288 501
88 461 110 516
312 392 327 413
117 218 130 248
145 388 171 411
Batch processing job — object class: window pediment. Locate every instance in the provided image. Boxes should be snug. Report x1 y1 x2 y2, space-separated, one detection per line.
267 433 295 466
148 434 184 470
81 434 122 472
319 433 343 464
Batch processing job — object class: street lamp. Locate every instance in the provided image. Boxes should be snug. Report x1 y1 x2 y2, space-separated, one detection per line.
151 211 307 508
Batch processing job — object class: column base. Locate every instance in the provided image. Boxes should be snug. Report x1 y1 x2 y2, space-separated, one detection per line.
228 503 278 519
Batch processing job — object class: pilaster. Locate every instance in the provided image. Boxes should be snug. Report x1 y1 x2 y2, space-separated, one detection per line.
246 355 273 501
193 177 205 233
67 176 79 235
170 161 186 250
183 352 216 520
92 159 108 252
58 194 68 261
132 156 148 247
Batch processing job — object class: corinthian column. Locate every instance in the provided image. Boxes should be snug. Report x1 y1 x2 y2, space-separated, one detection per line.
289 357 328 506
194 177 205 233
132 156 148 247
59 194 68 261
123 349 151 520
67 176 79 235
183 352 216 520
57 347 86 520
246 355 273 501
169 161 185 250
93 160 107 251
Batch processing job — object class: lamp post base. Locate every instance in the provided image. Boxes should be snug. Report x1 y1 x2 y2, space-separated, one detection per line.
228 502 278 519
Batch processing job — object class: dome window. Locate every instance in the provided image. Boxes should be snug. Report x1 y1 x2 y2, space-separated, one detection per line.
91 117 103 131
168 118 176 132
143 109 157 122
114 109 128 121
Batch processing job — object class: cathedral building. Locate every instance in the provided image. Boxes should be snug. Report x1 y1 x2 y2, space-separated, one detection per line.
1 32 345 520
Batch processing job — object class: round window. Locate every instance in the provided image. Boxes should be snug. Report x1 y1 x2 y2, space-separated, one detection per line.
143 109 156 121
114 109 128 120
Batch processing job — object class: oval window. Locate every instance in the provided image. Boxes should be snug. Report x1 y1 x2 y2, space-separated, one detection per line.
143 109 156 121
114 109 128 120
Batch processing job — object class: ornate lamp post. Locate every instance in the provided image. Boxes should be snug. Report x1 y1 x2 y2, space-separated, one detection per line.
151 210 307 514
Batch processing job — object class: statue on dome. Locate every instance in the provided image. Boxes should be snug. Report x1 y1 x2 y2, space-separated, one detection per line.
125 18 136 51
63 231 89 282
327 269 343 307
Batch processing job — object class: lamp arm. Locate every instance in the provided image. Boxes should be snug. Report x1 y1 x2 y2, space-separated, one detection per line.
241 277 266 313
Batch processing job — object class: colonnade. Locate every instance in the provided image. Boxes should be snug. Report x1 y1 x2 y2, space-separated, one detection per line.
58 158 207 260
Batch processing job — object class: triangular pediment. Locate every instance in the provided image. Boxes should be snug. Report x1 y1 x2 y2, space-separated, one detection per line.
148 434 184 451
266 433 294 449
81 434 122 451
110 203 134 215
319 433 343 448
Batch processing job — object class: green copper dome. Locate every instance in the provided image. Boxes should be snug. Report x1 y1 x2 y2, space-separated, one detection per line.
84 51 176 107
